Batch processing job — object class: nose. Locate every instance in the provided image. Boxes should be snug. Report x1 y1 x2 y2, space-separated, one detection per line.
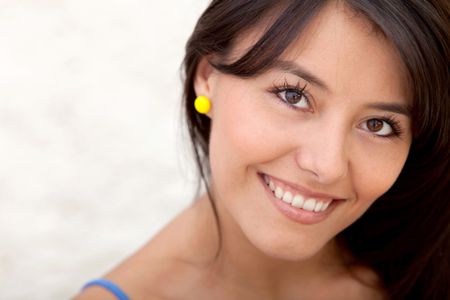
294 121 350 184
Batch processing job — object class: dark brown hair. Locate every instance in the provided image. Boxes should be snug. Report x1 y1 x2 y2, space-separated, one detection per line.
181 0 450 299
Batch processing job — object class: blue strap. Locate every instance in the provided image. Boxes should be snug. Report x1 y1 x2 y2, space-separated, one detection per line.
83 279 130 300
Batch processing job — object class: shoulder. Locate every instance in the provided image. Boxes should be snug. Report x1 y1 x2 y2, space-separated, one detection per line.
72 284 169 300
70 261 173 300
73 197 216 300
72 242 202 300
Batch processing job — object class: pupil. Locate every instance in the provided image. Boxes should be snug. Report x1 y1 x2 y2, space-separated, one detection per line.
367 119 383 131
286 90 300 104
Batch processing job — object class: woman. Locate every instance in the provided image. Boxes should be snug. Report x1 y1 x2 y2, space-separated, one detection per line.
75 0 449 299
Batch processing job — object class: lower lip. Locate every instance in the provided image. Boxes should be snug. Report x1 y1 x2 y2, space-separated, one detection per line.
258 173 340 225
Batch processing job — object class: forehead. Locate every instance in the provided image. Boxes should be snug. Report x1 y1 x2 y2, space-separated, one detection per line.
224 1 409 105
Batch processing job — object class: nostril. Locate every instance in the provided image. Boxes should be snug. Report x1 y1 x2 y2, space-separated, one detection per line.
294 146 348 184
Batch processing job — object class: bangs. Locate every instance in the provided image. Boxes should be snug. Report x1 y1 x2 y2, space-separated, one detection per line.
211 0 327 77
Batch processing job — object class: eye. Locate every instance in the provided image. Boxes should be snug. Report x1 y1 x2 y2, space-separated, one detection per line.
361 118 398 137
270 81 311 110
277 89 310 109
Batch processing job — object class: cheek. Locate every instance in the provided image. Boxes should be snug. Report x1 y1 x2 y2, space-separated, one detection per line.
351 146 408 206
209 91 284 176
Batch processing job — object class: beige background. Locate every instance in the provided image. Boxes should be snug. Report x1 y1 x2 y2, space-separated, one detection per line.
0 0 209 298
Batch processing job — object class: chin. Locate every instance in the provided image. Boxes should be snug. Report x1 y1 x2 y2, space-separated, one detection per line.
246 228 333 262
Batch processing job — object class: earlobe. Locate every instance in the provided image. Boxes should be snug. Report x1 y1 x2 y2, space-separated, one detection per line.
193 56 216 118
194 95 211 115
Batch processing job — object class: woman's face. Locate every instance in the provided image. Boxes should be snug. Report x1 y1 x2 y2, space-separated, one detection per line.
195 3 412 260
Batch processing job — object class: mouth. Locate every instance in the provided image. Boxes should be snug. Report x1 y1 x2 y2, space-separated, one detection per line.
258 172 344 225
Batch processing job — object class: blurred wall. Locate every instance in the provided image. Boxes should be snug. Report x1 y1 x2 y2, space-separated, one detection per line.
0 1 209 298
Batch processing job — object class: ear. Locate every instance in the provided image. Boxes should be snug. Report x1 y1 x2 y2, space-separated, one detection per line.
194 56 217 118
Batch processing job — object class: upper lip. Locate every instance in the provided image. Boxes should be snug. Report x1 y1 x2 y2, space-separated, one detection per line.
262 172 346 200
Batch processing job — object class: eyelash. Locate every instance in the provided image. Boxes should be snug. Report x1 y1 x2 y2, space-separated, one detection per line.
269 79 311 111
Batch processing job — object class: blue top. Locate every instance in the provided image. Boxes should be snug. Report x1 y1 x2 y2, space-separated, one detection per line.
83 279 130 300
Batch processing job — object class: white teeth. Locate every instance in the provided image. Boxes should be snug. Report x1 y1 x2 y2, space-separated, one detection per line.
281 191 293 204
314 201 323 212
269 180 275 191
303 199 317 211
265 176 333 213
275 187 284 199
291 194 304 208
321 201 331 211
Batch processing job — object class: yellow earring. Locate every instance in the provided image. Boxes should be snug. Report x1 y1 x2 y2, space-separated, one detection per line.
194 96 211 114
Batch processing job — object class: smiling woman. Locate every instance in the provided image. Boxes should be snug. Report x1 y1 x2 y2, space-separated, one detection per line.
74 0 449 299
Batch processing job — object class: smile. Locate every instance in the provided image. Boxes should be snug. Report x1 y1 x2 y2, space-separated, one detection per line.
259 173 343 224
264 174 332 212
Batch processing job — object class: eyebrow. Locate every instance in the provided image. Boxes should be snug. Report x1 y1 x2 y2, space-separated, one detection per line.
271 59 410 118
271 59 330 92
366 102 411 118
